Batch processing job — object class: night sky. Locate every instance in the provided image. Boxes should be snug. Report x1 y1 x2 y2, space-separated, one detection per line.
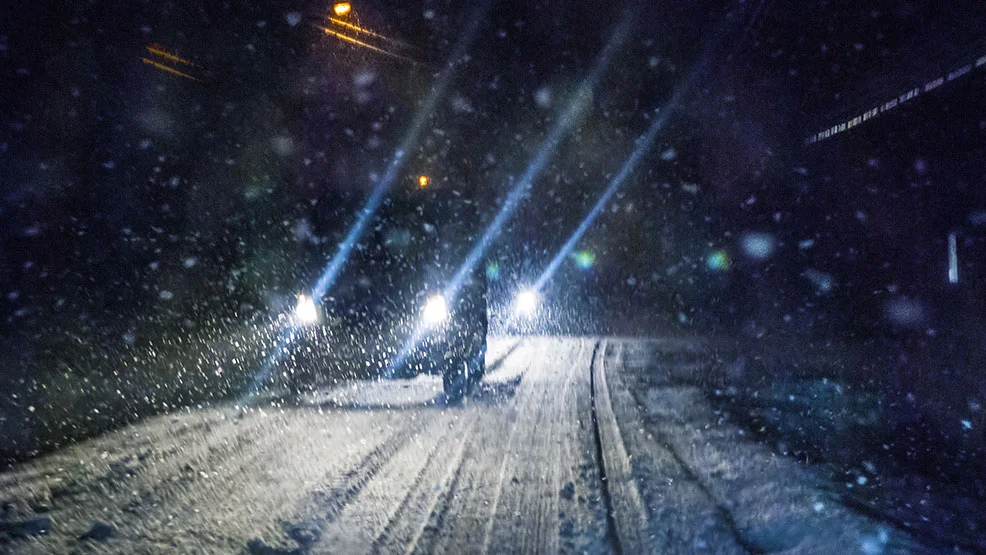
2 0 986 361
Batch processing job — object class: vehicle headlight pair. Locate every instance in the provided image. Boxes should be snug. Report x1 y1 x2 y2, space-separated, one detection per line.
421 287 537 326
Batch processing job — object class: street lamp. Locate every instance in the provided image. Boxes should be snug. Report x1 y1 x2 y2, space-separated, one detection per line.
333 2 352 17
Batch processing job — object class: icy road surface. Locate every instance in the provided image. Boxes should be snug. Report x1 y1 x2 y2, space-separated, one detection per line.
1 338 920 554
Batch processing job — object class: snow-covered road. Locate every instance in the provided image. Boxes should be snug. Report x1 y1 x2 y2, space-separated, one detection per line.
0 338 919 554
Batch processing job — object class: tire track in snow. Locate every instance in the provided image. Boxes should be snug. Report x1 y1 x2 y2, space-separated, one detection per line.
476 338 590 553
590 340 647 554
249 411 440 553
369 414 478 555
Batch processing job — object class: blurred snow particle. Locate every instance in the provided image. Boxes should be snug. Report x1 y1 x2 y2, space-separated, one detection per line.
860 528 890 555
813 501 825 513
883 297 926 327
159 290 174 301
271 136 294 156
451 95 473 113
23 224 41 237
122 332 136 345
423 9 435 20
648 56 660 68
354 69 376 88
138 109 175 135
968 211 986 226
285 12 302 27
102 160 116 170
681 183 699 195
803 268 834 294
798 238 815 250
534 86 552 109
293 218 313 243
182 257 198 269
914 158 928 174
961 419 973 430
660 148 677 161
740 232 775 260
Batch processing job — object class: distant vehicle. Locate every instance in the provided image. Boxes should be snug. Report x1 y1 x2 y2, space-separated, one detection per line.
333 176 488 400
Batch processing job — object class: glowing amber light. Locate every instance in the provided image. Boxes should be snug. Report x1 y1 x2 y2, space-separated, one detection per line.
333 2 352 16
418 175 430 188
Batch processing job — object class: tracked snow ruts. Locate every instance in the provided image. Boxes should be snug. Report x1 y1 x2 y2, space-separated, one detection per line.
371 415 478 554
589 339 649 554
308 414 475 554
249 411 442 553
602 342 748 553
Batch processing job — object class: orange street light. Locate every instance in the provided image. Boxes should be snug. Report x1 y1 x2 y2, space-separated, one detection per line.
418 175 430 188
333 2 352 17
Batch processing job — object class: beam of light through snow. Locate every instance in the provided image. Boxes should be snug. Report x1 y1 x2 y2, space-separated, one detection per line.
311 1 491 302
533 108 667 292
445 12 632 303
532 32 718 293
384 13 633 378
238 3 491 400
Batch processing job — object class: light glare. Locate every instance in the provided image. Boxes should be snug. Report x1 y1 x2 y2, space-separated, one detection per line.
514 289 539 317
333 2 352 17
294 294 318 324
422 294 450 326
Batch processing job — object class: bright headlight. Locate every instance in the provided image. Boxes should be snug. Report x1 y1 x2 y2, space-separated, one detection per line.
294 294 318 325
514 288 539 317
422 294 450 326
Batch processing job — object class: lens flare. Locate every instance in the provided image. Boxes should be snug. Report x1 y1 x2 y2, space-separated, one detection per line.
706 250 730 271
485 260 500 280
574 250 595 270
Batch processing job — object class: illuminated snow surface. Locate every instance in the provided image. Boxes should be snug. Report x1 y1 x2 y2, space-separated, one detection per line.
0 338 932 553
